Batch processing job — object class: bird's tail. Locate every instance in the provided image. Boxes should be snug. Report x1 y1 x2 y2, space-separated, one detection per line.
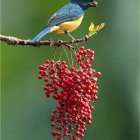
32 26 53 42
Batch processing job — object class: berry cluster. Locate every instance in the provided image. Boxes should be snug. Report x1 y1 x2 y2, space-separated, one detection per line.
38 46 101 140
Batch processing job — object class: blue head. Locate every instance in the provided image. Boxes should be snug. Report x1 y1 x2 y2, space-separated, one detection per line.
71 0 98 10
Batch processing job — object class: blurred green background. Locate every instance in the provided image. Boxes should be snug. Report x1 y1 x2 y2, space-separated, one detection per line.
1 0 139 140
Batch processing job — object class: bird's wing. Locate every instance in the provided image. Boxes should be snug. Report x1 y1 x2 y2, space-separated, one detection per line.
47 3 84 26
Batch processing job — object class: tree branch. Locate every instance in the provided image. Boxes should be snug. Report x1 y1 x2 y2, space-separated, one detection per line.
0 34 90 47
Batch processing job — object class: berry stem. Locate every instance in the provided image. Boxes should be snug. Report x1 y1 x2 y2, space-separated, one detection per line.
62 46 71 67
53 46 57 60
71 48 78 68
70 48 74 67
59 47 63 61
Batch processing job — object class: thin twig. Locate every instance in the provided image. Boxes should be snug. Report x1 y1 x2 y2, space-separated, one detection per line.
66 44 78 68
70 48 74 67
71 48 77 68
59 47 63 61
53 46 57 60
0 34 90 47
62 46 71 67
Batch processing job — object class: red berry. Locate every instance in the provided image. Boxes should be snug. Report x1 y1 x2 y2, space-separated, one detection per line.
80 46 85 50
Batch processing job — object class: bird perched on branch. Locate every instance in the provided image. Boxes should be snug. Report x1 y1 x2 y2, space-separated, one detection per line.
32 0 98 42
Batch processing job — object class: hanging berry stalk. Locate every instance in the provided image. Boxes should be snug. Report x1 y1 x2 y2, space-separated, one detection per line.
38 45 101 140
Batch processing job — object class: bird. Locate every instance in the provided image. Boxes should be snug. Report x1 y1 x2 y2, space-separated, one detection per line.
32 0 98 42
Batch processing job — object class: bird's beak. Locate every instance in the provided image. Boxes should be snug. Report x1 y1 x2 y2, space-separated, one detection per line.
89 1 98 7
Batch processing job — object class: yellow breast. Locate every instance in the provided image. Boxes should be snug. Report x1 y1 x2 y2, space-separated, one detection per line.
50 16 83 34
